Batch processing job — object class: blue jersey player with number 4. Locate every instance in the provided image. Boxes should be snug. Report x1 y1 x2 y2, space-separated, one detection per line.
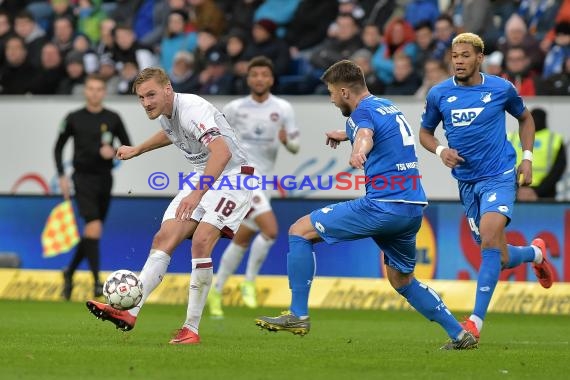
420 33 554 343
256 60 478 350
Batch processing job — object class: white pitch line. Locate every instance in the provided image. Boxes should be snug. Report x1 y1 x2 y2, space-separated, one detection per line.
503 341 569 345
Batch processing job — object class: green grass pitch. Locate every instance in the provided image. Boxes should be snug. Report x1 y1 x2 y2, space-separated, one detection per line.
0 300 568 379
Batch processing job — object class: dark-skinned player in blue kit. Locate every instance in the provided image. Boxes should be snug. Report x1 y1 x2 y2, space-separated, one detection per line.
419 32 554 342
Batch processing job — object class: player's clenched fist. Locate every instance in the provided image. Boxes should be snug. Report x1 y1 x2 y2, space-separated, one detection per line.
116 145 140 160
439 148 465 168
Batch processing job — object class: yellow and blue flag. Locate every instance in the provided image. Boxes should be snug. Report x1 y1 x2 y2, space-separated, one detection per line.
41 200 80 257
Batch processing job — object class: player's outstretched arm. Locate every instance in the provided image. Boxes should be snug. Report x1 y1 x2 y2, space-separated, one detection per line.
325 130 348 149
117 130 172 160
349 128 374 169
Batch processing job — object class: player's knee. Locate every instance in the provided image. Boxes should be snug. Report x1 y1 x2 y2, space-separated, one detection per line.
390 272 413 291
152 229 172 249
151 231 164 247
288 221 302 236
479 224 503 246
191 234 214 258
260 226 278 240
288 215 314 239
232 235 251 247
479 232 502 248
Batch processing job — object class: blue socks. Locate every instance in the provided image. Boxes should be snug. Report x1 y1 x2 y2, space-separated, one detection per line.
473 248 501 320
288 235 315 317
503 244 536 268
397 278 463 340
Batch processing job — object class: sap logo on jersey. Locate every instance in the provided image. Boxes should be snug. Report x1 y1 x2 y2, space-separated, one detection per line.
451 107 484 127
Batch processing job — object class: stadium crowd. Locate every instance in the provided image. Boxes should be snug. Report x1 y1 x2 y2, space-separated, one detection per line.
0 0 569 96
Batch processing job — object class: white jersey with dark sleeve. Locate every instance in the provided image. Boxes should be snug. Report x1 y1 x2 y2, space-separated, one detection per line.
222 94 298 177
159 93 249 176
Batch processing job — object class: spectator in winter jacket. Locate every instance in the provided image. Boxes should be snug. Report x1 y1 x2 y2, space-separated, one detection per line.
542 22 570 78
310 13 363 71
371 17 416 84
242 18 290 76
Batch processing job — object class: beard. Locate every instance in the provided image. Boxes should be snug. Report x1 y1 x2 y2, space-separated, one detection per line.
454 73 469 84
252 88 269 97
340 104 351 117
146 109 159 120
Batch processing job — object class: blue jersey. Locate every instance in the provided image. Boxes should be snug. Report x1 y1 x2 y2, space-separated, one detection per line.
347 95 427 204
421 73 526 182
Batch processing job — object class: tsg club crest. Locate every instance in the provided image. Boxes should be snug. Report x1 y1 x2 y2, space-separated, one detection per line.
480 92 492 103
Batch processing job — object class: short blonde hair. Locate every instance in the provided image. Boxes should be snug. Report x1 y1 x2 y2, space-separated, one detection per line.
452 32 485 54
132 67 171 93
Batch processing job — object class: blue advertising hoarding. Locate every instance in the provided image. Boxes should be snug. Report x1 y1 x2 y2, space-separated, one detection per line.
0 196 567 283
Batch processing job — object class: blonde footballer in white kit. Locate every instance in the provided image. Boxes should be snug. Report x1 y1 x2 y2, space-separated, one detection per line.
86 67 253 344
208 56 300 317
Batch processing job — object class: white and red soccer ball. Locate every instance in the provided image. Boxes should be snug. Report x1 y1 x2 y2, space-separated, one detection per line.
103 270 143 310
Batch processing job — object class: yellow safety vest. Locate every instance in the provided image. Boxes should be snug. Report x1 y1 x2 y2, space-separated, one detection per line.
508 129 563 185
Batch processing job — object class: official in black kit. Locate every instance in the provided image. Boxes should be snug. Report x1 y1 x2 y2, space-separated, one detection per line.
54 74 131 300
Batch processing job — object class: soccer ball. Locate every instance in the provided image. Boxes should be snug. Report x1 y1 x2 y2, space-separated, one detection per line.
103 270 143 310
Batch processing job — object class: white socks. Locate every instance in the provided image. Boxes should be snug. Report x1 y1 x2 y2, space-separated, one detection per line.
128 249 171 317
245 235 275 282
469 314 484 332
214 242 246 292
531 245 543 264
214 235 275 291
184 258 213 334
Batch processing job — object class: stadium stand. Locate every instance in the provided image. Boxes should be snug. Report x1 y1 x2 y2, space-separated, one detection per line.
0 0 568 96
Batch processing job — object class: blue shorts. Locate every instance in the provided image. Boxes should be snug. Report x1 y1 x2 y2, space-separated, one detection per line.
458 169 516 244
309 197 423 274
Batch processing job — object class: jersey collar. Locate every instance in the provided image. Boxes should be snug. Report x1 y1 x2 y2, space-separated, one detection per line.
356 94 374 109
248 93 273 105
452 72 485 86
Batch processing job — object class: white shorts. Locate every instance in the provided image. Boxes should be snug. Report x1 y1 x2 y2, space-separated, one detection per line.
163 175 252 238
240 187 272 231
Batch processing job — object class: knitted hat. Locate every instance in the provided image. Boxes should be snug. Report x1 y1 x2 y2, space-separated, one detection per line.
65 50 84 65
255 19 277 35
555 22 570 36
206 47 228 65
